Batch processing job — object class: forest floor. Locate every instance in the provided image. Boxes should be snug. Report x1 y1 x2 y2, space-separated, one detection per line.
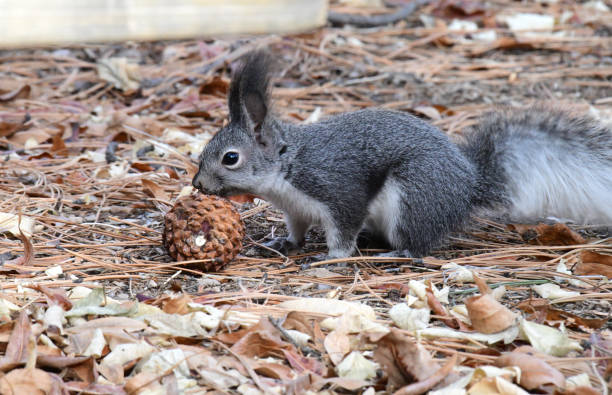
0 0 611 393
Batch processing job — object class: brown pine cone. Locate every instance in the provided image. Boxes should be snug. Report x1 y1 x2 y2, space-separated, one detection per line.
163 193 245 271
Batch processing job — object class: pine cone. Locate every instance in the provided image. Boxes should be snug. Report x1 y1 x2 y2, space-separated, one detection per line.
163 194 244 271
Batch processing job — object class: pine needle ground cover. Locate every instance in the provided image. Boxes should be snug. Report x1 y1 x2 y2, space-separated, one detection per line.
0 1 610 393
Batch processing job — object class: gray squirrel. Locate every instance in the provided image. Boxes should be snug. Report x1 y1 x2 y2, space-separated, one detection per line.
192 50 612 259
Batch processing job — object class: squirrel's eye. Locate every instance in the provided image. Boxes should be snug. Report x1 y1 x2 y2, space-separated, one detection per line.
222 151 240 167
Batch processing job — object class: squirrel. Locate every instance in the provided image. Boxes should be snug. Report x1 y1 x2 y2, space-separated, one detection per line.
192 50 612 259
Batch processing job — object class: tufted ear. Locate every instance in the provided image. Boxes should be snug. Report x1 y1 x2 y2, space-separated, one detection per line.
227 65 243 125
227 50 274 143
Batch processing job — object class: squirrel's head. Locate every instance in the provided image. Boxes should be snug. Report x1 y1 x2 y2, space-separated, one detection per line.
192 50 286 197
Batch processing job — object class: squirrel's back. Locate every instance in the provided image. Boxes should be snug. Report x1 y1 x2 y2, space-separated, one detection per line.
460 105 612 225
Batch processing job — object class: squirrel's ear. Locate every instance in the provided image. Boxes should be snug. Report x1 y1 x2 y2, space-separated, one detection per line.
228 68 243 125
229 50 273 140
244 91 267 136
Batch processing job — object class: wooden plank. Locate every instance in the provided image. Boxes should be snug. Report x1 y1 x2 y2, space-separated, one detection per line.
0 0 328 47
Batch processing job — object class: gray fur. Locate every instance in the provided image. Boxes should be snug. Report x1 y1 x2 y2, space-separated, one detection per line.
193 51 612 258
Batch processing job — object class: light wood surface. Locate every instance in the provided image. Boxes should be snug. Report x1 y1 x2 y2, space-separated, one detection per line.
0 0 328 47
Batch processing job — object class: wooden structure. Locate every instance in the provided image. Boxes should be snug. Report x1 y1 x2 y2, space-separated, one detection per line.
0 0 328 47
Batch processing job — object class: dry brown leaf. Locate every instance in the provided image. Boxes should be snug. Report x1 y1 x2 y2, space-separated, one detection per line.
67 357 96 384
162 294 193 315
517 298 606 331
507 223 585 246
394 353 458 395
8 129 51 146
253 361 295 380
426 283 465 330
465 275 517 334
576 251 612 278
373 328 444 391
230 318 295 359
324 329 351 365
495 351 565 389
35 285 73 310
0 310 31 371
283 349 325 376
465 292 517 333
199 75 229 96
0 84 31 101
0 120 25 138
554 387 602 395
4 231 34 267
432 0 486 19
141 179 170 202
124 371 164 394
0 367 60 394
51 132 68 155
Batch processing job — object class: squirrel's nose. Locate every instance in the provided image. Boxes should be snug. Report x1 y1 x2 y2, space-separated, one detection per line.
192 173 203 191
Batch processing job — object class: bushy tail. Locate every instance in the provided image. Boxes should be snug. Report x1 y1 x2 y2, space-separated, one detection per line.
459 105 612 225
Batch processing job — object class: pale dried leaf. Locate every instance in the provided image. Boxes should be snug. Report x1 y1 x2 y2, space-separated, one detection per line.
336 351 378 381
389 303 430 331
519 319 583 356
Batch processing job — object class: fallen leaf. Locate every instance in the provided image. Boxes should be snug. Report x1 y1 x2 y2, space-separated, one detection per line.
565 372 593 390
65 316 148 334
517 298 606 331
426 283 465 330
230 318 294 359
8 128 51 146
324 329 351 365
162 293 193 315
554 387 602 395
418 326 519 345
0 212 35 238
501 13 555 32
0 310 31 371
465 275 517 334
199 75 229 96
531 284 580 300
278 298 376 319
507 223 585 246
373 328 447 390
395 353 458 395
253 360 295 380
283 349 325 376
389 303 430 331
99 341 156 384
336 351 379 381
97 57 141 92
141 179 170 202
442 262 474 283
468 375 529 395
0 367 61 394
495 351 565 389
0 120 24 138
432 0 486 19
144 311 218 337
519 319 582 356
339 0 383 7
51 132 68 155
322 310 389 337
576 251 612 278
0 84 31 101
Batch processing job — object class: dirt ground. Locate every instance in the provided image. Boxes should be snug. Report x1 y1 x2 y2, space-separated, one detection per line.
0 0 611 393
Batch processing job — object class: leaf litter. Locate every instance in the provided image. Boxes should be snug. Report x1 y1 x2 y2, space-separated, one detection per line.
0 0 611 393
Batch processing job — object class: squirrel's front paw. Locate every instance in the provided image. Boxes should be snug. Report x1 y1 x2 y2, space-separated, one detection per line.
262 237 300 255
